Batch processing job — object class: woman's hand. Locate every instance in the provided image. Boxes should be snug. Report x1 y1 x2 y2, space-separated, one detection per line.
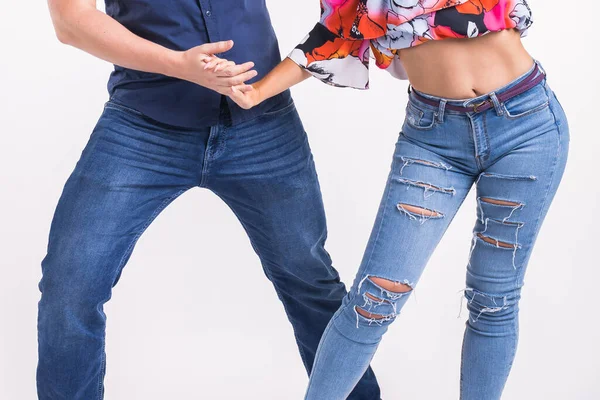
227 58 311 110
228 84 262 110
204 56 311 110
203 55 263 109
201 55 264 109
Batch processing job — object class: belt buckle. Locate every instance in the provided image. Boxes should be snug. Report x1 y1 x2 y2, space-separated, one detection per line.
472 99 490 113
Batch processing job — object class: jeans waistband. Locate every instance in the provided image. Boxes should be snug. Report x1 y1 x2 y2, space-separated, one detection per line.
409 60 546 115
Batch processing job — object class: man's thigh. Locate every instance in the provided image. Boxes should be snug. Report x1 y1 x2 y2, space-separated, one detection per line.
206 102 335 280
41 104 203 294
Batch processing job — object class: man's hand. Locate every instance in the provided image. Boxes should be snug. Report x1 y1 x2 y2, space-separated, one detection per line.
174 41 257 95
47 1 257 95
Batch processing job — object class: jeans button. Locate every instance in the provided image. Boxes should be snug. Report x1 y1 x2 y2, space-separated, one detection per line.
205 10 211 17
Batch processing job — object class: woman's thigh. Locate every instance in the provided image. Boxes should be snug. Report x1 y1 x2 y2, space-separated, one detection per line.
344 134 476 327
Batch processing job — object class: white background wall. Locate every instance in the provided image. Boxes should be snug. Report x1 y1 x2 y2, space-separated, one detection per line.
1 1 598 399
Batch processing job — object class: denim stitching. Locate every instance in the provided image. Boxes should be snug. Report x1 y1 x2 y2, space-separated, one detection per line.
94 188 189 399
97 341 106 400
358 157 397 290
211 191 311 370
303 316 336 399
104 101 144 116
521 98 563 273
459 328 467 399
503 101 549 119
482 111 490 161
113 189 188 282
468 116 483 170
200 126 217 188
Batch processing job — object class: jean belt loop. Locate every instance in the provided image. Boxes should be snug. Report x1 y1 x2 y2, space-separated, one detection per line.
490 93 503 116
535 59 546 76
437 99 447 123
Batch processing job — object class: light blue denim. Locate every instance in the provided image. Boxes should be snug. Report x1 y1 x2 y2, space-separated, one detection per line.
305 63 569 400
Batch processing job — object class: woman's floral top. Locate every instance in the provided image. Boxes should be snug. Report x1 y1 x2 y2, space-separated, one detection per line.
288 0 533 89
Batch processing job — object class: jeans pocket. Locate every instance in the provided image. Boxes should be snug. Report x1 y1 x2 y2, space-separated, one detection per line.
104 100 145 117
502 83 549 119
260 98 296 118
403 101 437 132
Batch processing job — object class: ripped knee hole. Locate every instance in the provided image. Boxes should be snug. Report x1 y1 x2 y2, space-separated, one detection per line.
355 306 390 320
477 233 515 249
370 276 412 293
365 292 387 303
480 197 521 207
397 204 442 218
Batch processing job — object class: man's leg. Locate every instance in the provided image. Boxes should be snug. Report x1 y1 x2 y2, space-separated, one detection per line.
204 101 381 399
37 102 205 399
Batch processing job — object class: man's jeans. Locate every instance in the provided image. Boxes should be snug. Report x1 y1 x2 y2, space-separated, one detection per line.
37 98 380 399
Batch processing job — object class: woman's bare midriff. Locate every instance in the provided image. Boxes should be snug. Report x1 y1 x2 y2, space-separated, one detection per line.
399 29 534 99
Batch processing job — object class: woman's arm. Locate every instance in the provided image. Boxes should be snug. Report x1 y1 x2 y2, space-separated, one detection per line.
229 57 311 109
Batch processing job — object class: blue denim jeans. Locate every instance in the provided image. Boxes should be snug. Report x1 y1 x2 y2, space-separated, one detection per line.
305 64 569 400
36 98 380 399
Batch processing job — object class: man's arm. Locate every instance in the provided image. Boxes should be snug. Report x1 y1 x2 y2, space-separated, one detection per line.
48 0 257 95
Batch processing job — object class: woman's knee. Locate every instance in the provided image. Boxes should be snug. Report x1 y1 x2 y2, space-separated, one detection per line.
463 287 521 328
354 276 412 321
333 275 414 344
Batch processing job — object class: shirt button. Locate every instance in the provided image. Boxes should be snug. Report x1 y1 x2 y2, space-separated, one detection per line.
205 10 211 16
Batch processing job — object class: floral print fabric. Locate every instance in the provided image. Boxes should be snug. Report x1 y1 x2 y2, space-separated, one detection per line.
288 0 533 89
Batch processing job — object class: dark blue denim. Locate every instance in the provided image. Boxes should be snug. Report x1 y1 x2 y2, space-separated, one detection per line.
37 100 380 399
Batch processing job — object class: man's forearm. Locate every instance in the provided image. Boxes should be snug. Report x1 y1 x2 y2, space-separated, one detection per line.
49 1 183 78
47 0 259 93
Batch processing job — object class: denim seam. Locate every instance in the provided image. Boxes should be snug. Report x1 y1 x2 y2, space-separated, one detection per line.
503 323 519 384
96 188 189 399
482 112 490 161
211 192 311 370
112 188 189 282
521 102 562 274
75 129 104 180
97 340 106 400
200 127 216 187
458 171 482 400
468 116 483 171
104 102 144 117
443 188 471 232
358 157 397 294
214 113 233 161
459 328 467 399
304 314 336 399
